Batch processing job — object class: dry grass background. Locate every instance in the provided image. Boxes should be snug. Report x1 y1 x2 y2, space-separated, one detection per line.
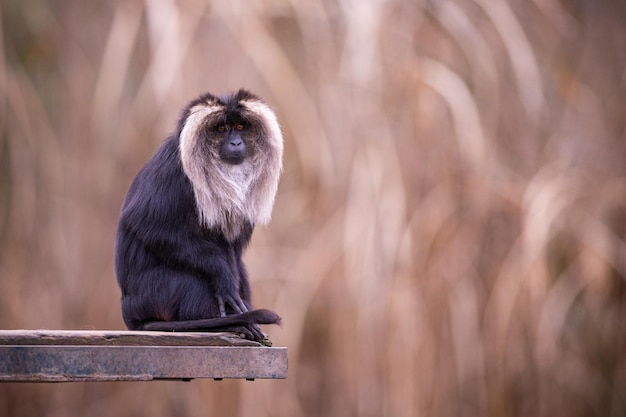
1 0 625 416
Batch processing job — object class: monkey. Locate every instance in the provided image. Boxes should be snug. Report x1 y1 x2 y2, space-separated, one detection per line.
114 89 283 342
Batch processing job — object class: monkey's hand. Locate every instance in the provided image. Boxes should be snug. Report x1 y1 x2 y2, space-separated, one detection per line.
217 293 249 317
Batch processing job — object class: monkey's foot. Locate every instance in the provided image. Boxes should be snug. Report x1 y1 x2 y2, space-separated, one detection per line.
231 323 266 342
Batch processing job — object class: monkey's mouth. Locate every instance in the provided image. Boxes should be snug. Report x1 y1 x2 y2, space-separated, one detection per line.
220 152 247 165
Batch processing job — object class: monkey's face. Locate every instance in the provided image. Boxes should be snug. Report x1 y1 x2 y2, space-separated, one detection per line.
214 121 248 165
180 91 282 173
197 105 271 169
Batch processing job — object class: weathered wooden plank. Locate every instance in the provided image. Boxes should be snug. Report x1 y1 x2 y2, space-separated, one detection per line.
0 330 263 347
0 330 287 382
0 345 287 382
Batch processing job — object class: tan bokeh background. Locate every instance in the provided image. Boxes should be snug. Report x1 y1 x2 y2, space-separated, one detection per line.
1 0 625 416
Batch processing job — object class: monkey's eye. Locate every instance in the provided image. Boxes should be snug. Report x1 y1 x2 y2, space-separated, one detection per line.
216 124 226 133
235 123 245 131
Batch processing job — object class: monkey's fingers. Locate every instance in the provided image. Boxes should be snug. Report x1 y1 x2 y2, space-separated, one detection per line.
233 296 249 314
247 324 265 342
218 297 227 317
236 324 265 342
217 294 248 316
224 295 248 314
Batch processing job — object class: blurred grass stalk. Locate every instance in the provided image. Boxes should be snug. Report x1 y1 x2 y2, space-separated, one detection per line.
1 0 625 416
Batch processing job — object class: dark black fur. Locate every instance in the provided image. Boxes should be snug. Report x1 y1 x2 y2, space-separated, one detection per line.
115 92 281 341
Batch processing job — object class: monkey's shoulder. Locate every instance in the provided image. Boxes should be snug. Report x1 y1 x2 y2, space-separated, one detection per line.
121 137 195 223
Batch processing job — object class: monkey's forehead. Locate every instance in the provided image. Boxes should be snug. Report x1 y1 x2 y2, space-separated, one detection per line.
189 89 262 107
185 101 261 123
188 91 271 121
219 89 261 104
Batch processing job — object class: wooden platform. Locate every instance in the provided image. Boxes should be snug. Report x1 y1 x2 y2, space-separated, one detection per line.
0 330 287 382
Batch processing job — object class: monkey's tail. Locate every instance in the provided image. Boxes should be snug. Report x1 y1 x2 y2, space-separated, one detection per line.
140 308 281 332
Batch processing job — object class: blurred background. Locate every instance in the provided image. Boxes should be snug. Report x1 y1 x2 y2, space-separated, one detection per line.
1 0 625 416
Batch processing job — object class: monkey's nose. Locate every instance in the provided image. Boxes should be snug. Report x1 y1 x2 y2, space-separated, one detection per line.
227 139 245 154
